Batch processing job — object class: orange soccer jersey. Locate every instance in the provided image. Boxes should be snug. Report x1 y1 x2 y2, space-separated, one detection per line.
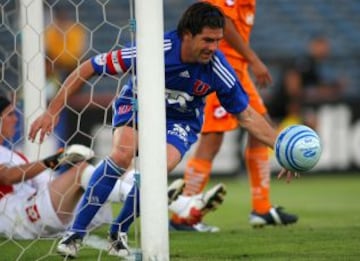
201 0 267 133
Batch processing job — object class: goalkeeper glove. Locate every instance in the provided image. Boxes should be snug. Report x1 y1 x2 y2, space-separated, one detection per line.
43 144 95 170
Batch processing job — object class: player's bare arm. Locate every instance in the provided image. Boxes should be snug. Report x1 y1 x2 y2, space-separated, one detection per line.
236 106 297 181
28 59 95 143
223 17 272 88
0 162 47 185
236 105 276 148
0 144 93 185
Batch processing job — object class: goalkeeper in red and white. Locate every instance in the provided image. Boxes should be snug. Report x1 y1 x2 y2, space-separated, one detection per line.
0 96 133 239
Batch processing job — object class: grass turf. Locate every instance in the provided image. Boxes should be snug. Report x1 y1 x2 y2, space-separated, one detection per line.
1 174 359 260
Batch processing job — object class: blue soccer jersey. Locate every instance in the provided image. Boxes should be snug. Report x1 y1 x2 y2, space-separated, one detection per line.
91 30 249 156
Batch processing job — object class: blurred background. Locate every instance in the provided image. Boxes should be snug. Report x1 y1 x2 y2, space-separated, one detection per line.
1 0 360 175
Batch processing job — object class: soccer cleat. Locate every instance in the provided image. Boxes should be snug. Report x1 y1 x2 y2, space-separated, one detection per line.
168 178 185 205
56 232 83 258
169 220 220 233
183 183 226 225
201 183 227 215
108 232 131 257
193 222 220 232
170 183 226 228
249 206 298 228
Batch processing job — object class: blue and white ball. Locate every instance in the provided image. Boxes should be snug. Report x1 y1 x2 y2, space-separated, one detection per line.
275 125 322 172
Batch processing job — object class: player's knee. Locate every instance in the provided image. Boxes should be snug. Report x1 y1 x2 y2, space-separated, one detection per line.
109 149 133 169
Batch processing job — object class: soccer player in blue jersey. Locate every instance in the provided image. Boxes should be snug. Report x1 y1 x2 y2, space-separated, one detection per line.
29 2 296 258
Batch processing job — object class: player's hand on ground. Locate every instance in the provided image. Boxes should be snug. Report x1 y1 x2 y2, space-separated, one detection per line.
277 169 300 183
251 59 272 88
28 112 59 143
43 144 95 170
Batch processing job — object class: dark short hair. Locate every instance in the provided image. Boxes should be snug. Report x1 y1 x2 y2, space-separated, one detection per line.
177 2 225 37
0 96 11 115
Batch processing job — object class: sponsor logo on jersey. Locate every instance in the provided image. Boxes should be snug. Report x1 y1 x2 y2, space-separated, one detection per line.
165 89 194 110
118 105 133 114
168 123 189 143
179 70 190 78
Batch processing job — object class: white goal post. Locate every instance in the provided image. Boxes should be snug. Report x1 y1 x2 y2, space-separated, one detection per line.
20 0 47 160
135 0 169 260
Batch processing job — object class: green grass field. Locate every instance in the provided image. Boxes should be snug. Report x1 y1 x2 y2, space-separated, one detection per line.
1 174 360 260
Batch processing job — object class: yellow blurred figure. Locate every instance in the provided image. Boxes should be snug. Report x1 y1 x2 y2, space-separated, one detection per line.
45 8 87 73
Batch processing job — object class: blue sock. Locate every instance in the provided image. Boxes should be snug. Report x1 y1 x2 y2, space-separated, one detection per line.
71 156 125 237
110 184 140 234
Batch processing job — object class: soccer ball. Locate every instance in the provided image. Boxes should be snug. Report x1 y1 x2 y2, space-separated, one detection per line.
275 125 322 172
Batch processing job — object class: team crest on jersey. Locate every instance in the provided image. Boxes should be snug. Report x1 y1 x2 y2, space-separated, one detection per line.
193 80 210 96
225 0 235 7
214 106 227 119
26 204 41 223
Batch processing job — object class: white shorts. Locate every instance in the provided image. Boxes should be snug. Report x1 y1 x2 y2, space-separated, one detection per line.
0 186 65 239
0 187 113 240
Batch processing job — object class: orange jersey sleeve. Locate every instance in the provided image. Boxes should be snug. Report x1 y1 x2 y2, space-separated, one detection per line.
203 0 256 62
200 0 267 134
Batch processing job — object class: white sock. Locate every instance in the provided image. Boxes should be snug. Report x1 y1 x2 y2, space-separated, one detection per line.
107 179 133 203
123 168 137 184
168 195 191 215
169 193 204 217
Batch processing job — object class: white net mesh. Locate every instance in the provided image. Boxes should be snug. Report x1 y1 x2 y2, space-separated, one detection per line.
0 0 142 259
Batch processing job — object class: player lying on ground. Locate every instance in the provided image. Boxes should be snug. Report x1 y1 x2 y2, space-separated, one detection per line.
0 96 134 239
28 2 297 258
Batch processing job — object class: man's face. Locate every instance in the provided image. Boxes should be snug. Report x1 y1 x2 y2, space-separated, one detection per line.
0 105 18 141
182 26 223 64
